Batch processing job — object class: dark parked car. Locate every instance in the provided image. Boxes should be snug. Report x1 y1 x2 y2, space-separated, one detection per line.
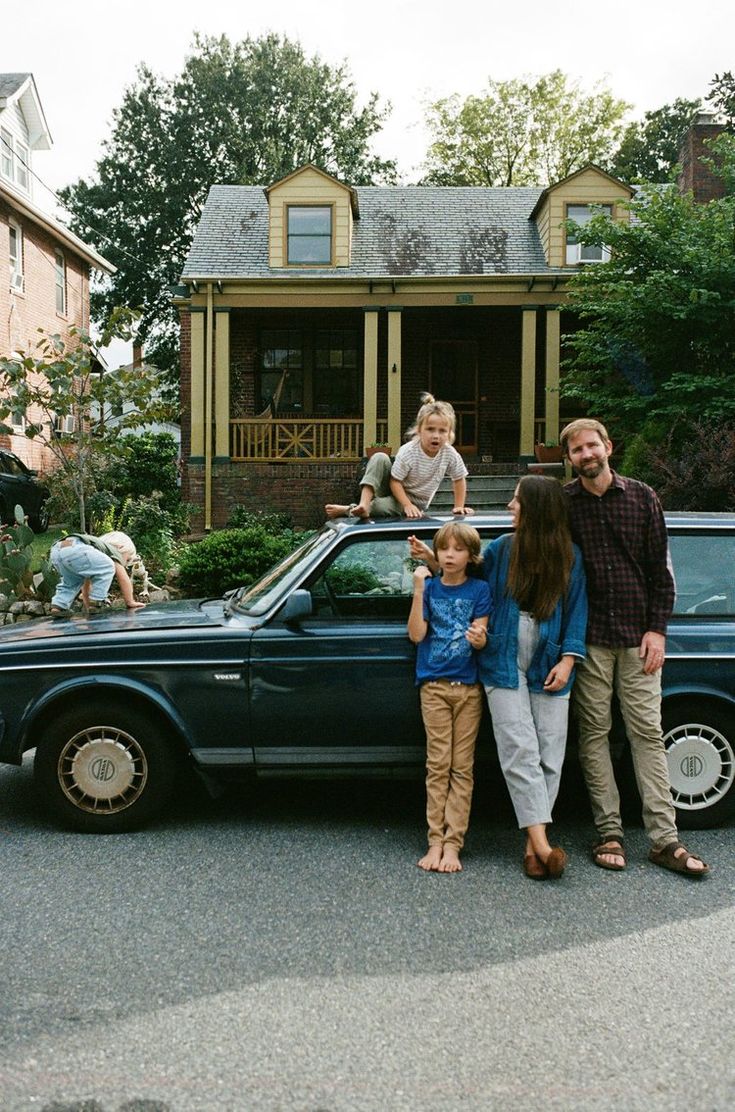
0 449 50 532
0 513 733 832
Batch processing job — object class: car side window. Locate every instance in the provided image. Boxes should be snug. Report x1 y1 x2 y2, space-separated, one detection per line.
669 532 735 616
309 538 417 622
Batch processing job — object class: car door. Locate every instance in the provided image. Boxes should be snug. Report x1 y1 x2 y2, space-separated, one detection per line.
662 524 735 825
249 531 425 770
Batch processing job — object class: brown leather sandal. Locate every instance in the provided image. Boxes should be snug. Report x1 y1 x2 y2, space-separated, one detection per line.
591 838 626 871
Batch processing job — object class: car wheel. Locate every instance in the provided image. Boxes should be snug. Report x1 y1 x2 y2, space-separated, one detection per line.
663 701 735 829
33 701 178 833
29 500 50 533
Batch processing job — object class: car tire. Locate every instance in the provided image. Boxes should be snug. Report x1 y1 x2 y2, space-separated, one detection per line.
33 700 178 833
663 700 735 829
29 500 50 533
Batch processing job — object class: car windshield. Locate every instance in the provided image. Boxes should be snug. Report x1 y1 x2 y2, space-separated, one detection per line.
231 527 337 616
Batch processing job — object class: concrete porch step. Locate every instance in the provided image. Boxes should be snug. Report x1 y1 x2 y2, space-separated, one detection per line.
432 473 518 511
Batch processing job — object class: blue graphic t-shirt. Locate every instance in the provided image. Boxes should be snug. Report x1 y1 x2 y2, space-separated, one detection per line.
415 575 491 685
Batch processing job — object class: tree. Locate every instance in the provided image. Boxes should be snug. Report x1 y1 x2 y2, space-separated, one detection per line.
707 71 735 129
0 308 168 531
421 71 629 186
561 133 735 445
58 33 397 384
608 98 701 182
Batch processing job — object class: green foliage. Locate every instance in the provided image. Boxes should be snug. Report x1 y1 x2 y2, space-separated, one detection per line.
58 33 396 382
422 71 629 186
114 432 180 510
325 563 381 594
226 506 293 531
0 309 170 532
707 71 735 129
117 493 189 576
562 133 735 443
177 526 299 597
608 98 700 182
0 506 58 603
625 422 735 511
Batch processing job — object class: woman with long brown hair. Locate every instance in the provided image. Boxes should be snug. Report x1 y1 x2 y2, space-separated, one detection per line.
479 475 587 879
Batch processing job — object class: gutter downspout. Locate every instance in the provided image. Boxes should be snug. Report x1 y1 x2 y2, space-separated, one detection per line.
205 281 214 531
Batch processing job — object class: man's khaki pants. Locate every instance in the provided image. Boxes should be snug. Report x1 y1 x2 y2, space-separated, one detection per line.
573 644 678 849
420 680 483 849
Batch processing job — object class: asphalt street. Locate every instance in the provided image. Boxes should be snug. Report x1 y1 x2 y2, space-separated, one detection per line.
1 756 733 1112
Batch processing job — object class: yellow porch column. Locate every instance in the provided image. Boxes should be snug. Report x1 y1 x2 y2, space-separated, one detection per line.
520 309 537 456
387 308 402 450
363 309 378 450
214 309 231 460
204 283 214 531
545 309 561 444
190 308 205 459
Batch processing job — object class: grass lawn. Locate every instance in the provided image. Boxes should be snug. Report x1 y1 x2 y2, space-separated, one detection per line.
31 526 64 570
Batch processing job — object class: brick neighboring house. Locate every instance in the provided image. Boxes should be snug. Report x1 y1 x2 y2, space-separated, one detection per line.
0 72 114 473
177 160 637 529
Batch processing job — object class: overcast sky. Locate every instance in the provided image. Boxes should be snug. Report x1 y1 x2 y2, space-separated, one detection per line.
4 0 733 362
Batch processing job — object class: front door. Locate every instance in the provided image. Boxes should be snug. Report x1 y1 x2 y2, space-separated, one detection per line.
430 340 479 455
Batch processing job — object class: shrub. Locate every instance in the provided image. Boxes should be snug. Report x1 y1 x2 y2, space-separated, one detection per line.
628 421 735 511
177 526 298 597
227 506 293 531
326 563 381 594
118 493 183 577
114 432 180 511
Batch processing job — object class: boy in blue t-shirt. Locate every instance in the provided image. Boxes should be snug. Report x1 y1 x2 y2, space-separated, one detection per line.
407 521 491 873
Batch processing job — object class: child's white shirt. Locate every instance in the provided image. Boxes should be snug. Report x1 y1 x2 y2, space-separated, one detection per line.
390 441 468 510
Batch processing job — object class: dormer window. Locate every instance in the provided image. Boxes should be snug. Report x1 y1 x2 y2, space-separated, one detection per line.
287 205 333 265
565 204 612 264
0 128 30 194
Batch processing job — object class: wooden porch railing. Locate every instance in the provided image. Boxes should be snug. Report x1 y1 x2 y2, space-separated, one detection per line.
230 419 389 461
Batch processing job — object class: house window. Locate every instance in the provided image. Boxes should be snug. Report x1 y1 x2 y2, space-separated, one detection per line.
0 127 12 180
0 130 30 193
314 330 359 414
10 394 25 430
15 141 29 191
287 206 332 265
566 204 612 265
258 330 304 411
8 219 23 291
54 413 75 435
55 250 66 314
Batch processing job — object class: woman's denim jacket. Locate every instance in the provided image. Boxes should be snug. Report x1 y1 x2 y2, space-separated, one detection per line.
478 535 588 696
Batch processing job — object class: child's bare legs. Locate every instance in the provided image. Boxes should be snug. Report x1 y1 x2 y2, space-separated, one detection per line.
325 484 374 519
325 452 393 519
417 844 443 870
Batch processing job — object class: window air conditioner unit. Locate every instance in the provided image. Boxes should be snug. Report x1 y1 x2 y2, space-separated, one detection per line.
10 272 24 291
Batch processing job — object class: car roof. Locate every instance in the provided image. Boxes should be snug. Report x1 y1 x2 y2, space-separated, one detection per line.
324 510 735 535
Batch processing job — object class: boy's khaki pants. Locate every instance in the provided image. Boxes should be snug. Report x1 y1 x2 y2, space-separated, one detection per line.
420 680 484 849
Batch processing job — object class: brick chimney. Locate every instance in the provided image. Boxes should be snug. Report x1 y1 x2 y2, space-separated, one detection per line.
132 342 143 368
677 111 727 203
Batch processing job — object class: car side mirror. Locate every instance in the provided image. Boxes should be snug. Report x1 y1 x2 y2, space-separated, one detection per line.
278 589 312 624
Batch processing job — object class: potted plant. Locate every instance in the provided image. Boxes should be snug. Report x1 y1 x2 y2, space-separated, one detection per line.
534 441 564 463
365 442 393 458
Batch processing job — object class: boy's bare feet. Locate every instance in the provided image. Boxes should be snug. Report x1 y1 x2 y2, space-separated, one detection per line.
324 503 370 520
439 847 462 872
417 845 443 871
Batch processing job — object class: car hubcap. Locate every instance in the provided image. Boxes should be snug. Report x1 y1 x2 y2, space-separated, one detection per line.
664 721 735 810
58 726 148 813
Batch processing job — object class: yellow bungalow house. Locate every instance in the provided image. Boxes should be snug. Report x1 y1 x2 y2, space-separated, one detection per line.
176 162 632 528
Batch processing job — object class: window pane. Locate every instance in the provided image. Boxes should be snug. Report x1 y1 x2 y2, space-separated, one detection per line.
15 144 29 190
288 236 331 264
0 129 12 178
310 539 416 621
669 533 735 616
288 207 331 235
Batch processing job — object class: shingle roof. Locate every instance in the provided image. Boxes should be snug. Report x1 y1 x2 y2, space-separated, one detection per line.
182 185 558 280
0 73 31 99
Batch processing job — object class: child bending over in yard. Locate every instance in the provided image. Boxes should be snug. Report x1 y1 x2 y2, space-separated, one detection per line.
325 394 473 520
408 521 490 873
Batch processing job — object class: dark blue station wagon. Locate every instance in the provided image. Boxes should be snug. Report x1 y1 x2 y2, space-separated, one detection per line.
0 512 733 832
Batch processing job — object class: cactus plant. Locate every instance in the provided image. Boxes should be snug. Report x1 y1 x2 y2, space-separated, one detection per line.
0 505 58 606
